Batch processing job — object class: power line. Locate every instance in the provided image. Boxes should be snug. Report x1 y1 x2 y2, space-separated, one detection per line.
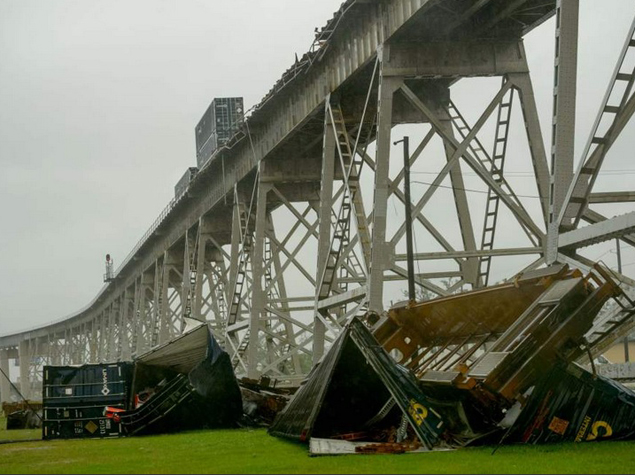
411 169 635 177
594 248 614 261
411 180 546 201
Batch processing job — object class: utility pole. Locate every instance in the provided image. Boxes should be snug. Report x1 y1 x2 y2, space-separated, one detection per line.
394 136 416 304
617 238 630 362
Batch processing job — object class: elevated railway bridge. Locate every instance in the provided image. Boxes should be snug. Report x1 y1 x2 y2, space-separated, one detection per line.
3 0 635 401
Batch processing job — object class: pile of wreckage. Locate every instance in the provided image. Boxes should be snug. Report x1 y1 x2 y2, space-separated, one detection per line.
40 263 635 456
42 325 242 439
41 324 290 439
270 264 635 454
2 401 43 430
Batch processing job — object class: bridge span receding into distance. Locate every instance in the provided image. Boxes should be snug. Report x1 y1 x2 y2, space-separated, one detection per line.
3 0 635 402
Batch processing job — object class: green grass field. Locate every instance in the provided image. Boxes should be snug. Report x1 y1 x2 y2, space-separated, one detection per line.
1 417 635 475
0 415 40 442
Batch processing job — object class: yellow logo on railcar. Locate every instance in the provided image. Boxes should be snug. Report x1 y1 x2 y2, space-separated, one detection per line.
408 399 428 426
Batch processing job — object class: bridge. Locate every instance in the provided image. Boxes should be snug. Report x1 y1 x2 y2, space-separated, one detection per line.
2 0 635 401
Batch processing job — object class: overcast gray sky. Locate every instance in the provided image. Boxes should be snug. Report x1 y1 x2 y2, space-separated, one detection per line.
1 1 634 336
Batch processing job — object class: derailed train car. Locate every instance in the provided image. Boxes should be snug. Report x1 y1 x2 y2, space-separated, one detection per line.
270 264 635 454
42 324 242 439
505 362 635 444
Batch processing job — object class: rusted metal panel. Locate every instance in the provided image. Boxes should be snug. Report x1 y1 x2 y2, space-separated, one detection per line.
373 264 575 367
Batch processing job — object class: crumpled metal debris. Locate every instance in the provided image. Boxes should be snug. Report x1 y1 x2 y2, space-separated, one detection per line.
270 264 635 454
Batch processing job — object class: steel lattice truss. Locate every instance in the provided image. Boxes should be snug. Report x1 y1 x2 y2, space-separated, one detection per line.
2 0 635 399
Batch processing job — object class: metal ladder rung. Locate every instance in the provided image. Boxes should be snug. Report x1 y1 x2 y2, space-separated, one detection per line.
468 83 515 286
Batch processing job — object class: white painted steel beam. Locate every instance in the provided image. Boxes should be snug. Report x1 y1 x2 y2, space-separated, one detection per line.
439 117 479 287
547 0 579 262
317 286 367 312
18 340 30 400
559 211 635 249
313 107 337 364
368 60 399 314
589 192 635 204
0 349 11 404
510 71 550 224
248 182 270 379
395 247 541 261
583 208 635 249
382 42 529 78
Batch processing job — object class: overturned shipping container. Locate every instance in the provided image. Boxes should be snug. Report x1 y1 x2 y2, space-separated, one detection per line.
42 325 242 439
43 362 133 439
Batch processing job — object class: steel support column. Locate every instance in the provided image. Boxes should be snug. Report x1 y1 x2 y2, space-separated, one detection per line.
0 349 11 404
120 289 132 361
133 275 149 355
510 71 551 225
51 333 62 366
89 319 98 362
97 314 106 362
29 338 42 400
158 254 171 345
193 222 208 323
107 302 117 360
439 116 479 286
313 99 337 364
547 0 579 262
248 182 271 379
18 339 30 400
369 48 400 314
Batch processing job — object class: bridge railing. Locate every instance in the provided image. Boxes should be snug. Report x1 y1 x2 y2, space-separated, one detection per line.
114 2 355 279
114 196 178 279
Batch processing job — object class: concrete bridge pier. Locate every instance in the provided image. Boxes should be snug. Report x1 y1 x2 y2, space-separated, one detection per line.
0 348 12 404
